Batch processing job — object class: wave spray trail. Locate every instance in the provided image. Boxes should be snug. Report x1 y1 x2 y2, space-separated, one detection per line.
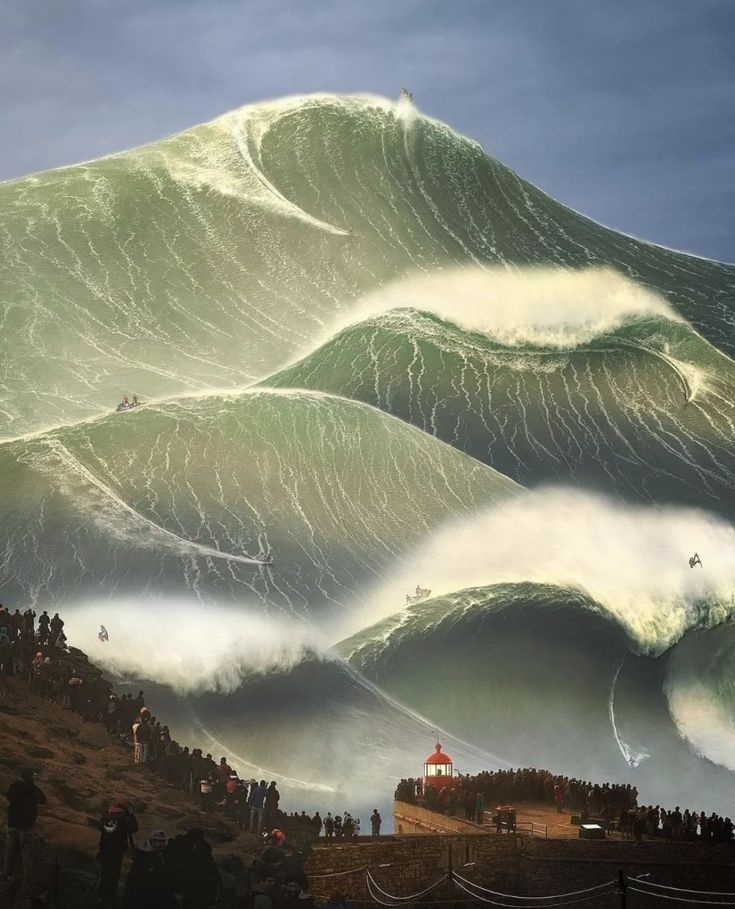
608 655 650 768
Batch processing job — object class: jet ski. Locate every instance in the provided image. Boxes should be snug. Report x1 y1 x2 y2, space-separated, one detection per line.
400 87 413 103
115 395 144 413
405 586 430 605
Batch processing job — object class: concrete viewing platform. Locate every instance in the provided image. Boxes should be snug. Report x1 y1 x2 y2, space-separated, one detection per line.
395 799 588 839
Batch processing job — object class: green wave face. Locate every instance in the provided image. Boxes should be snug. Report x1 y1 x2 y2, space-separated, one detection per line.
268 309 735 512
2 94 735 438
0 389 516 615
337 583 735 813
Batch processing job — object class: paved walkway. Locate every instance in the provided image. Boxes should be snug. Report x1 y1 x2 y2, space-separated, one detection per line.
479 802 619 840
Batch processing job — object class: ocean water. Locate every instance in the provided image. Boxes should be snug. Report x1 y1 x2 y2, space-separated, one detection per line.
3 93 735 824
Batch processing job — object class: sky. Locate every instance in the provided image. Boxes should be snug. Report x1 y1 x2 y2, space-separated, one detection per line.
1 0 733 261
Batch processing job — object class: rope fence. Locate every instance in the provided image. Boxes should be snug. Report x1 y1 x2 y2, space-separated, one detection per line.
308 862 735 906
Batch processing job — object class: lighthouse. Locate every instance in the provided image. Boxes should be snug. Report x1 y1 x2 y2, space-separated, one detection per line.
424 742 453 790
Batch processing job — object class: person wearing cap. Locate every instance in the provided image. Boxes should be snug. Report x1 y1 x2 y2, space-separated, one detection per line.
2 767 46 885
277 877 315 909
170 827 218 909
98 798 138 908
122 829 176 909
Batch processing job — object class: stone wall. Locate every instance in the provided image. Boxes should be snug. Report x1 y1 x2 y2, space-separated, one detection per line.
302 803 735 907
305 833 519 904
521 837 735 897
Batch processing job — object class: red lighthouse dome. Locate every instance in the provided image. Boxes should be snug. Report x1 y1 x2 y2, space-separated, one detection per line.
424 742 454 790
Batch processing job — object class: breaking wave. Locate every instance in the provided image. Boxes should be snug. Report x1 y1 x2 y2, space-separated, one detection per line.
665 623 735 772
268 273 735 512
2 94 735 439
65 598 321 695
345 488 735 653
325 266 683 350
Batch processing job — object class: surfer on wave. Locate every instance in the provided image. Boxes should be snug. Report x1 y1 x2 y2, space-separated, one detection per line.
400 87 413 103
689 552 702 568
98 625 109 642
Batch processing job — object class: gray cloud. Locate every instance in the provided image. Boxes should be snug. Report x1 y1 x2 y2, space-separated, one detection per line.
0 0 733 260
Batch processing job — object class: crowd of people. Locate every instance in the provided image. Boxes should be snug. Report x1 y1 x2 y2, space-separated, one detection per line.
4 766 332 909
395 767 734 843
0 604 380 907
277 810 382 842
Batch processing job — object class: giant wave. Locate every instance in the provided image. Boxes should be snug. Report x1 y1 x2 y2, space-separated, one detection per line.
3 93 735 823
2 95 735 439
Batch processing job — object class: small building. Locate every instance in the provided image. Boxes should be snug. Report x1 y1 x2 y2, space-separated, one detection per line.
424 742 453 790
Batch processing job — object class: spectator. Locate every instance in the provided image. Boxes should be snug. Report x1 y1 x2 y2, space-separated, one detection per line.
122 829 176 909
311 812 323 840
370 809 381 838
323 813 334 841
1 768 47 886
265 781 281 829
250 779 267 835
98 799 138 909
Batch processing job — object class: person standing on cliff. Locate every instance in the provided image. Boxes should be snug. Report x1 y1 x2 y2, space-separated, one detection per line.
37 611 50 645
98 799 138 908
122 829 177 909
323 813 334 841
370 810 381 838
1 767 46 886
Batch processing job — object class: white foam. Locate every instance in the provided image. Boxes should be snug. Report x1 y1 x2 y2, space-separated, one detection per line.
329 266 683 350
345 488 735 653
63 598 322 695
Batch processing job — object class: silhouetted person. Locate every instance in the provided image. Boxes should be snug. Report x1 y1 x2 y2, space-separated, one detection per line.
370 810 381 838
169 828 218 909
98 799 138 908
123 830 176 909
2 768 46 885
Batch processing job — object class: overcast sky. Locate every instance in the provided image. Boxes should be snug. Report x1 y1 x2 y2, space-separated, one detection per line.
1 0 733 261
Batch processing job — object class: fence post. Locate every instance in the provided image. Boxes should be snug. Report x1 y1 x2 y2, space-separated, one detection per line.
448 843 455 909
618 869 627 909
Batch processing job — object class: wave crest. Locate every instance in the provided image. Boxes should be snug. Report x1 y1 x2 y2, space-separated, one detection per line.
329 266 683 350
345 489 735 653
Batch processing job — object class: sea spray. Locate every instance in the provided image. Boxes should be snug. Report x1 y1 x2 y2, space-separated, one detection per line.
64 598 324 695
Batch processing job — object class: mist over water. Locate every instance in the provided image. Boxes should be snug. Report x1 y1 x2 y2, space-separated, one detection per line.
2 93 735 819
